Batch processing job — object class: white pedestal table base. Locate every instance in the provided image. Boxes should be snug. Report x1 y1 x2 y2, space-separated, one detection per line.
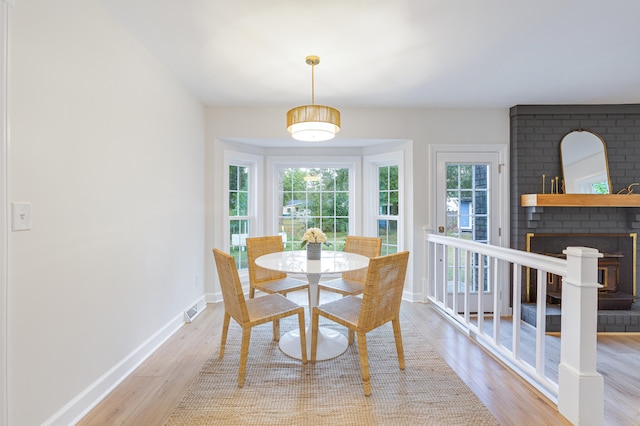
279 326 348 361
253 251 369 362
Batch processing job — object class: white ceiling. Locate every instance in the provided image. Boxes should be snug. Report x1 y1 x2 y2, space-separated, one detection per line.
97 0 640 109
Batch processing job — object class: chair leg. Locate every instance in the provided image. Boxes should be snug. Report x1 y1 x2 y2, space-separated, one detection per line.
356 332 371 396
342 294 355 345
272 319 280 341
238 326 252 387
310 308 319 363
297 310 307 364
249 287 255 298
219 312 231 359
392 317 405 370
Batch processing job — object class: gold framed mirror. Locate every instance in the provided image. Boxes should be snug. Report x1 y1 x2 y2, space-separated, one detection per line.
560 129 611 194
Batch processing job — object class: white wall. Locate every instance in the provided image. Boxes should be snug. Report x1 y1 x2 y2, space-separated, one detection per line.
0 2 11 424
205 107 509 301
9 1 205 424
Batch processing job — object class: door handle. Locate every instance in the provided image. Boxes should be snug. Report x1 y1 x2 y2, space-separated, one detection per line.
438 226 445 233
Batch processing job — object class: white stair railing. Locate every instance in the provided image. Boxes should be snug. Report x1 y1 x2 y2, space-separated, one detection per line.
424 229 604 425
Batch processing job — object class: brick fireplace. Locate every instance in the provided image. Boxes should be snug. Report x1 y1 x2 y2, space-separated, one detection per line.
510 104 640 307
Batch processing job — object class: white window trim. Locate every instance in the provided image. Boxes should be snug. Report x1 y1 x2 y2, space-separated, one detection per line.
363 151 404 249
265 156 362 238
224 150 263 276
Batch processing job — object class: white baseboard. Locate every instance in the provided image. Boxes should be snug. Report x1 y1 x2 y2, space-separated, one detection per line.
402 289 423 302
206 291 222 304
43 296 206 426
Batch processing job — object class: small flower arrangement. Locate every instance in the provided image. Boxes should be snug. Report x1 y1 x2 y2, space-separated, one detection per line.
300 227 327 248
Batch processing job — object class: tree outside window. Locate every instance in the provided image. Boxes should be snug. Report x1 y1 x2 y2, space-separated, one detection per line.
277 167 349 251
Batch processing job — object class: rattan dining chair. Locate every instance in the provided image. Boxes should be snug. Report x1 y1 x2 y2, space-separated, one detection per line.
318 236 381 344
246 236 309 299
310 251 410 396
213 248 307 387
318 236 382 296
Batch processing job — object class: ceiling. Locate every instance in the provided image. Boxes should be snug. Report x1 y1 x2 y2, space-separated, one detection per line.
97 0 640 109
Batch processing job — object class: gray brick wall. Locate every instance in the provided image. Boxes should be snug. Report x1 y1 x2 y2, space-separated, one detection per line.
510 104 640 301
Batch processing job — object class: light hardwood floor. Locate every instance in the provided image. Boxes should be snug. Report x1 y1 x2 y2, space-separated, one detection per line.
78 291 640 425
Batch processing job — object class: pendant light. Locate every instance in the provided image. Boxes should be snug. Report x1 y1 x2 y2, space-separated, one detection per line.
286 55 340 142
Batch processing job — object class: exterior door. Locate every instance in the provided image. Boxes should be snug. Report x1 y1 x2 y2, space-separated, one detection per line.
434 149 506 312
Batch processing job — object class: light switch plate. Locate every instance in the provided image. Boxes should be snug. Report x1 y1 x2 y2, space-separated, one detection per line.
12 202 32 231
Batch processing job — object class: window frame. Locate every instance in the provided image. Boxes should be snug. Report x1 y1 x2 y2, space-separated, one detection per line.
265 156 362 248
363 151 404 251
224 150 263 273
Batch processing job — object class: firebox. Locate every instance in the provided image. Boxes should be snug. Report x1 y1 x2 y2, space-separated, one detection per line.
526 233 637 310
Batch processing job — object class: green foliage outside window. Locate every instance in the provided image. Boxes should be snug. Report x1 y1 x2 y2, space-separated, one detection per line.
278 167 350 250
229 165 249 269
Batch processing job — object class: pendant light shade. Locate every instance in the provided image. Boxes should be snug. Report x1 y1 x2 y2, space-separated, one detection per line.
286 105 341 142
286 56 340 142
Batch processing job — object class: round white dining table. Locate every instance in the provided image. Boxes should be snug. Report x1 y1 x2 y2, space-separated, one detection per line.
255 249 369 361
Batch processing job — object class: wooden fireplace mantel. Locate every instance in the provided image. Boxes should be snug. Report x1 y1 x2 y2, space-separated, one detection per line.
521 193 640 207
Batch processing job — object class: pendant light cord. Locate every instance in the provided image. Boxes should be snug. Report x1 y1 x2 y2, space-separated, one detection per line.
310 62 315 105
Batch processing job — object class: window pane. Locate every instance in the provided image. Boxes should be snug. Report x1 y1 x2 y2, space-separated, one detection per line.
307 194 320 214
229 219 249 269
447 190 459 214
377 219 398 255
474 165 488 189
378 219 388 240
323 218 336 241
446 215 459 237
460 165 473 189
306 177 321 191
229 166 238 191
390 190 399 215
379 192 388 214
475 191 488 215
229 192 237 216
379 166 389 190
335 193 349 216
286 192 305 215
335 217 349 235
321 169 335 191
388 220 398 245
238 192 248 216
335 169 349 191
447 165 459 188
389 166 398 190
306 217 321 229
474 216 488 243
238 166 248 191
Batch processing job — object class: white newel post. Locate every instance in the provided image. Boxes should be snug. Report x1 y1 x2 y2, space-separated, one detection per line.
423 227 435 303
558 247 604 425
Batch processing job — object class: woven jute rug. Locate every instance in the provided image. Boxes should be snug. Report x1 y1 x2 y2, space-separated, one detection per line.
165 315 498 426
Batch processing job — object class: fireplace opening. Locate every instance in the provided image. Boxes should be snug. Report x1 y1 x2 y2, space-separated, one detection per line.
526 233 637 310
